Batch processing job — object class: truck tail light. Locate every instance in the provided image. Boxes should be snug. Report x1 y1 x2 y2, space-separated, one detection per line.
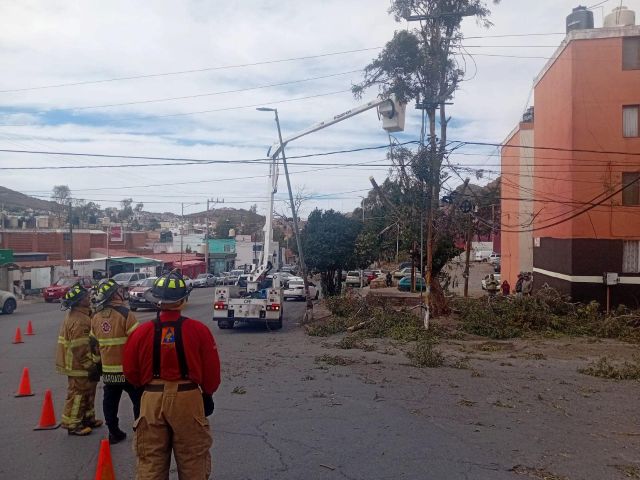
214 301 228 310
266 304 281 311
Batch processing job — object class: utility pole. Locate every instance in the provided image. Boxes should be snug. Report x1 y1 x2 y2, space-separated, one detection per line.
180 202 184 269
463 214 473 297
68 201 74 273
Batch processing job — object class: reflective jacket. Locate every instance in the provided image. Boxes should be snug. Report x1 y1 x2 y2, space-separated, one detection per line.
56 306 95 377
90 299 139 383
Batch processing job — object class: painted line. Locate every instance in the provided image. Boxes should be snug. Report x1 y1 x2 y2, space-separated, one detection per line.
533 268 640 285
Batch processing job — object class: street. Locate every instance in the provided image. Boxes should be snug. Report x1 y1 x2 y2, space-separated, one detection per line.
1 288 640 480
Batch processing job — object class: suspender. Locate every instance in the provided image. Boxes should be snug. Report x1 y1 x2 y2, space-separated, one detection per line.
111 305 130 319
152 316 190 380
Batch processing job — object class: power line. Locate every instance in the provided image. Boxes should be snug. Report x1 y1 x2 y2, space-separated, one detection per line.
72 69 362 110
0 140 419 170
0 32 567 94
452 140 640 157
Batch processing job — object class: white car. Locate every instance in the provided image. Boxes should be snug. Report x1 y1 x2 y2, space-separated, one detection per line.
345 271 362 287
488 253 501 265
283 277 319 301
113 272 149 288
392 267 421 280
192 273 216 288
0 289 17 314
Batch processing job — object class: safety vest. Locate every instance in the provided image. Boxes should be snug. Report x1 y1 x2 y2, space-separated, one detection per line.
90 303 139 383
56 306 94 377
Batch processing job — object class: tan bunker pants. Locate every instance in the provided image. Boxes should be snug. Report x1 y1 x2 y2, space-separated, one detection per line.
133 380 212 480
61 377 98 429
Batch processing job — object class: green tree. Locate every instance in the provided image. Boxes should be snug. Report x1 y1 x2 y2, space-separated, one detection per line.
302 209 362 296
51 185 71 224
214 218 235 238
118 198 134 223
148 217 161 231
353 0 498 315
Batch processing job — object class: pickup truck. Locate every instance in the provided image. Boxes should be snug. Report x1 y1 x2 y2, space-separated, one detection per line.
345 271 362 287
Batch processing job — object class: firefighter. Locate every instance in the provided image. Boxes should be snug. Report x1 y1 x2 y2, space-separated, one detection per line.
91 278 142 444
123 270 221 480
56 283 103 436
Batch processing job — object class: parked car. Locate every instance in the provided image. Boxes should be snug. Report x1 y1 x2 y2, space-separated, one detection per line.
193 273 216 288
475 250 493 262
0 289 17 314
128 277 158 311
112 272 149 288
488 253 501 265
398 276 426 292
493 258 501 273
183 276 193 289
345 271 362 287
392 267 421 280
43 276 93 302
481 273 501 290
283 277 319 301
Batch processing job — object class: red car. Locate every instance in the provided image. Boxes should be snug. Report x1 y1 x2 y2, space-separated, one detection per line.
43 276 93 302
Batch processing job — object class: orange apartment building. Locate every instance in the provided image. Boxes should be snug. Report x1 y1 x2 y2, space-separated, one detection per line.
501 7 640 307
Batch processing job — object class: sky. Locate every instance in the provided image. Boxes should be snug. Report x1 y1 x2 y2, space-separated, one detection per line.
0 0 638 217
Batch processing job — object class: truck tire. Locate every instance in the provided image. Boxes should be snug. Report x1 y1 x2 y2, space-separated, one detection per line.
218 320 234 329
267 316 283 330
130 307 138 311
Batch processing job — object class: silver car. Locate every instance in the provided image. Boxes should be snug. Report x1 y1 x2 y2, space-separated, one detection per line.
0 289 17 314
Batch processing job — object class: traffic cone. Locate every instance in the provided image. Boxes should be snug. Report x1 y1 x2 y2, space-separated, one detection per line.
26 321 34 336
13 327 24 344
15 367 34 397
94 439 116 480
33 389 60 430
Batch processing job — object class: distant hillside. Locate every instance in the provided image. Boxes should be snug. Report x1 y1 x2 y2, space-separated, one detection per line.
187 207 266 236
0 186 59 212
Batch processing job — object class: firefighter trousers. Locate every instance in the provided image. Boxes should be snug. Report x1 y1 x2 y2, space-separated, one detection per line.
133 381 212 480
103 381 142 433
61 377 98 429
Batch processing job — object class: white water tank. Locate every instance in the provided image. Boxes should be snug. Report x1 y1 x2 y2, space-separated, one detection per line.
604 6 636 27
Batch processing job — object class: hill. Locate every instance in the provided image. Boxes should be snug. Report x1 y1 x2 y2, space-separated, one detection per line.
0 186 59 212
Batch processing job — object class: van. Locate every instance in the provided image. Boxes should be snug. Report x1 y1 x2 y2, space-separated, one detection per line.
474 250 492 262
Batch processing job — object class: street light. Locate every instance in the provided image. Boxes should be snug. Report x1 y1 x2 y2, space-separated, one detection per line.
257 107 313 317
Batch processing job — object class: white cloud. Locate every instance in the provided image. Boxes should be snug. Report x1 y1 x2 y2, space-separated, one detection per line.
1 0 638 215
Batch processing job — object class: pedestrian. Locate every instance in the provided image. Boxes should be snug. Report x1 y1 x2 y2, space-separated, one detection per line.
56 283 103 436
486 274 499 296
124 270 221 480
501 280 510 296
515 273 524 298
385 271 392 287
522 273 533 296
91 278 142 444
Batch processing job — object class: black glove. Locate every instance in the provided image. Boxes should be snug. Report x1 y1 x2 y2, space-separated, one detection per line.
87 364 101 382
202 393 215 416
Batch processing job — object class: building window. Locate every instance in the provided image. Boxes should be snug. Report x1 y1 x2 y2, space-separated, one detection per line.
623 105 639 137
223 244 233 253
622 172 640 205
623 241 640 273
623 37 640 70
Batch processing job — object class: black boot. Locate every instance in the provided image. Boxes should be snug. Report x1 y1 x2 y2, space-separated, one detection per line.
108 427 127 444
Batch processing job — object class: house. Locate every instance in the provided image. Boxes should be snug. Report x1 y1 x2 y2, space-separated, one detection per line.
207 238 237 274
501 8 640 307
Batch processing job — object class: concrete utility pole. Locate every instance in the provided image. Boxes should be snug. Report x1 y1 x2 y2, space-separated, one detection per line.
68 202 74 272
204 197 223 273
463 214 473 298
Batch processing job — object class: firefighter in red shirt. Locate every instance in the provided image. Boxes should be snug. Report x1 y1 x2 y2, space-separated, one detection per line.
123 270 221 480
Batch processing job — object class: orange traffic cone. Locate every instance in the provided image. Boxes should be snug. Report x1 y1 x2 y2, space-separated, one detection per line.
15 367 34 397
33 389 60 430
94 439 116 480
13 327 24 344
26 321 34 336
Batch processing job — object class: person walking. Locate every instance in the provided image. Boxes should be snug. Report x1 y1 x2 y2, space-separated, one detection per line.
501 280 511 296
56 283 103 436
522 272 533 296
385 271 392 288
124 270 221 480
91 278 142 444
486 274 499 296
515 273 524 298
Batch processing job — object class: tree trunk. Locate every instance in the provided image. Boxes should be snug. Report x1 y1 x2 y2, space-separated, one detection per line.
336 268 343 295
429 276 449 317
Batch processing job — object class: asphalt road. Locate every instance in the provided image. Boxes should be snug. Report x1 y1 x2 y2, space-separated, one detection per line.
0 287 566 480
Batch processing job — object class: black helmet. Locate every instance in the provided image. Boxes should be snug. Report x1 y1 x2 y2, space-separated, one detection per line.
144 270 190 306
61 282 88 310
92 278 123 307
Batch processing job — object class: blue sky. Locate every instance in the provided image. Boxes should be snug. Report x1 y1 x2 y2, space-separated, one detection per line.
0 0 637 215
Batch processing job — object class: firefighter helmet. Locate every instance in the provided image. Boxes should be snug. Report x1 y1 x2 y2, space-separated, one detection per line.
92 278 123 307
144 270 190 306
61 282 89 310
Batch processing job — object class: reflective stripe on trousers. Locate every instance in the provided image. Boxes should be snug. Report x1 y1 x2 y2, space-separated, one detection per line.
61 377 98 429
133 381 212 480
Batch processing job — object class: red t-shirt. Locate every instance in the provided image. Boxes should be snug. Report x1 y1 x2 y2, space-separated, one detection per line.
123 311 221 395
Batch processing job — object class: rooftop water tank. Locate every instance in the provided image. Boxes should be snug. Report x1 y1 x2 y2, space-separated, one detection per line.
566 6 594 33
604 6 636 27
